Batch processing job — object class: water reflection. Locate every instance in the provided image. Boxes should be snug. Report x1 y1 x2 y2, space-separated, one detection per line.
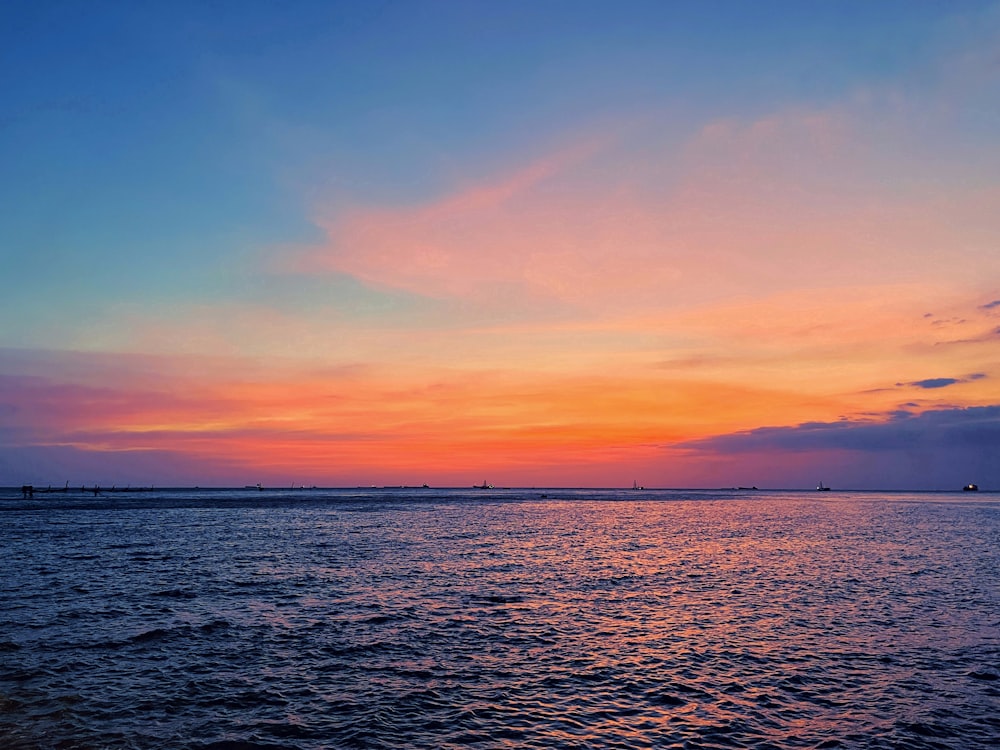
0 492 997 748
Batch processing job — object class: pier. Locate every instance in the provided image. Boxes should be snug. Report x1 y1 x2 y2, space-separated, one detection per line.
19 483 155 498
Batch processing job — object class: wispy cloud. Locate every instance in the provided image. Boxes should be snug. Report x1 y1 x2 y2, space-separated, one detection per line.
909 378 961 389
286 75 1000 328
896 373 989 390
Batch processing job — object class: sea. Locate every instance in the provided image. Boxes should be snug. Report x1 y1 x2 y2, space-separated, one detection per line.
0 487 997 749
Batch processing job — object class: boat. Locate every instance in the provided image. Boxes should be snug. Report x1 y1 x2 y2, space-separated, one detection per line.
963 483 979 492
475 481 494 489
817 482 831 491
632 480 644 490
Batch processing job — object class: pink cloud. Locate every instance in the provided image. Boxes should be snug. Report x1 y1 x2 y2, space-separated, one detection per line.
290 95 999 320
291 124 732 311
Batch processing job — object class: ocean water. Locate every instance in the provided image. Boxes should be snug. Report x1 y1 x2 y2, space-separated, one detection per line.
0 488 997 749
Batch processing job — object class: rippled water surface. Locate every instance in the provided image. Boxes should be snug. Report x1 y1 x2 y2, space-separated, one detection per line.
1 488 998 749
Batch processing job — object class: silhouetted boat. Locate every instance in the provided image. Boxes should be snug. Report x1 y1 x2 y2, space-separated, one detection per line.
963 483 979 491
817 482 831 491
632 480 644 490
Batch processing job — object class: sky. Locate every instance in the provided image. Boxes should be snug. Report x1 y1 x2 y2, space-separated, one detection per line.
1 0 998 490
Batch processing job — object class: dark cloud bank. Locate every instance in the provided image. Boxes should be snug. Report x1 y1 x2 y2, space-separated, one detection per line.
682 406 1000 453
680 405 1000 490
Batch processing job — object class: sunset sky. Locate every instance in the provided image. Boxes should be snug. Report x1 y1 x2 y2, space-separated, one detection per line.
2 1 998 489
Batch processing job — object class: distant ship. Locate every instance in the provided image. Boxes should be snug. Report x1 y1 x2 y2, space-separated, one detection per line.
632 480 645 490
963 483 979 492
817 482 831 491
475 481 494 489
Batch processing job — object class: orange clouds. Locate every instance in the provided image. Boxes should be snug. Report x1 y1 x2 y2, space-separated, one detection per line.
2 349 859 485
